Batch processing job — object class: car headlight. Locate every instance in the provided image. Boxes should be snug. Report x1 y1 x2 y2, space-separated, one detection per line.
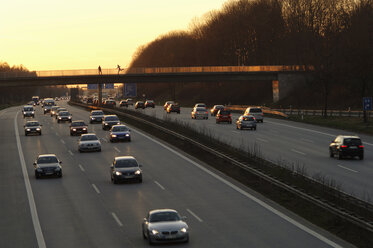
125 134 130 137
180 228 187 233
36 128 41 131
23 112 26 114
73 128 76 131
135 170 141 175
32 111 35 114
111 134 117 137
26 128 31 131
117 122 120 125
58 117 62 119
105 123 109 125
115 171 122 176
83 128 87 130
151 229 159 235
68 116 71 119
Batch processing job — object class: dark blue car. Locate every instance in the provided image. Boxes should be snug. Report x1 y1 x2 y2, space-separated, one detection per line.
110 125 131 142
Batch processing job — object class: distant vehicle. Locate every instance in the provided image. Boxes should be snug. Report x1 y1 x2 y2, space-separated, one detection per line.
57 111 72 123
126 98 133 105
32 96 39 105
78 133 101 152
50 106 60 117
43 98 55 114
54 97 59 101
104 99 116 107
110 156 142 184
135 101 145 109
236 115 256 130
24 120 42 136
119 100 128 107
23 105 35 118
34 154 62 178
166 104 180 114
90 110 105 124
216 109 232 124
102 115 120 130
142 209 189 244
70 120 88 136
87 97 93 105
191 107 208 119
163 101 174 110
55 107 67 119
329 135 364 160
110 125 131 142
244 107 263 123
210 105 225 116
194 103 207 109
145 100 155 108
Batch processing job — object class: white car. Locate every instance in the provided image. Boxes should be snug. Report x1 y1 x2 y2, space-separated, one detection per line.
194 103 207 109
78 133 101 152
23 105 35 118
191 107 208 119
90 110 105 123
244 107 263 123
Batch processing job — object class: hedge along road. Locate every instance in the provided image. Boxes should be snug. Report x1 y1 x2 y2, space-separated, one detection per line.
0 101 352 247
116 103 373 200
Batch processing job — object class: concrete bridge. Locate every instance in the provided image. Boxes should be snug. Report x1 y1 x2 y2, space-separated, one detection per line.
0 66 311 102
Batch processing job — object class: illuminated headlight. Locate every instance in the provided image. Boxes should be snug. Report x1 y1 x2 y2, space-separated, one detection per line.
82 128 87 130
72 128 76 131
115 171 122 176
44 109 47 111
31 111 35 114
125 134 130 137
36 128 41 131
111 134 117 137
91 117 94 120
135 170 141 175
180 228 187 233
151 230 159 235
105 123 109 125
26 128 31 131
58 117 62 119
117 122 120 125
68 116 71 119
23 112 26 114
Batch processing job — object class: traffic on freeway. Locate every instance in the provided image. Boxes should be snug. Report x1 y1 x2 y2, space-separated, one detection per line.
0 99 351 247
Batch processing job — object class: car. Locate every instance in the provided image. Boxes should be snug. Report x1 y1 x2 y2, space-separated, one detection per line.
55 107 67 119
110 156 142 183
119 100 128 107
78 133 101 152
50 106 60 117
43 98 55 114
191 107 208 119
24 120 42 136
166 104 180 114
23 105 35 118
32 96 39 105
110 125 131 142
194 103 207 109
163 101 174 110
142 209 189 244
126 98 133 105
104 99 116 107
70 120 88 136
34 154 62 178
244 107 263 123
216 109 232 124
210 105 225 116
89 110 105 123
329 135 364 160
236 115 256 130
102 115 120 130
135 101 145 109
145 100 155 108
54 97 59 101
57 111 72 123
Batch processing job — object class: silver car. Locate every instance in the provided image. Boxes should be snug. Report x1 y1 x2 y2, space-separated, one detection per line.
142 209 189 244
78 133 101 152
89 110 105 123
236 115 257 130
34 154 62 178
23 105 35 118
191 107 208 119
244 107 263 123
57 111 72 123
24 120 42 136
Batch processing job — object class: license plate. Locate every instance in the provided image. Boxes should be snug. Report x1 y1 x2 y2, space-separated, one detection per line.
349 146 357 149
124 175 134 178
45 172 53 175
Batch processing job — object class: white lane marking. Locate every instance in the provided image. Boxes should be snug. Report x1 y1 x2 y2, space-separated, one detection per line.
15 111 46 248
337 164 358 173
291 149 306 156
132 129 343 248
56 132 60 136
154 181 165 190
92 184 101 194
111 212 123 227
78 164 85 172
68 150 74 156
60 139 65 144
186 209 203 222
301 138 314 143
114 146 121 153
232 131 240 134
256 138 268 143
102 138 108 142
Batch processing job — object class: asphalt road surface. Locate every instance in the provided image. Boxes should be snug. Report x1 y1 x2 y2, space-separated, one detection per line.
0 101 353 248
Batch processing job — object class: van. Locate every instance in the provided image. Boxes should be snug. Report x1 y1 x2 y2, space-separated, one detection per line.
23 105 35 118
244 107 263 122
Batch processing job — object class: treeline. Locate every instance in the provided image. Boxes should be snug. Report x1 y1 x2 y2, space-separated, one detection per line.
129 0 373 110
0 62 68 104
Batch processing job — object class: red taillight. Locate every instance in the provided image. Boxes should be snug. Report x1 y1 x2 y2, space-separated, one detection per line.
359 145 364 148
206 111 208 114
229 114 231 117
341 145 347 148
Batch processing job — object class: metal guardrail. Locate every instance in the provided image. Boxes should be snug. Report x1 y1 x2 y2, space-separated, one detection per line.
273 108 372 118
70 101 373 233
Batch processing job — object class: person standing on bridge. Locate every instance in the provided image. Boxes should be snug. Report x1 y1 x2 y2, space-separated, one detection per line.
98 65 102 75
117 64 123 75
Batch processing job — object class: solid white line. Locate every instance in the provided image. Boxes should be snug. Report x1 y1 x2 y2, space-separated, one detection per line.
92 184 101 194
78 164 85 172
186 209 203 222
232 131 240 134
154 181 165 190
301 138 314 143
114 146 121 153
337 164 358 173
291 149 306 156
256 138 268 143
132 129 342 248
68 150 74 156
60 139 65 144
111 212 123 227
15 111 46 248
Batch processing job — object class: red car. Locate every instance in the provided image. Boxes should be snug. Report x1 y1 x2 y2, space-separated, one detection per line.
216 109 232 124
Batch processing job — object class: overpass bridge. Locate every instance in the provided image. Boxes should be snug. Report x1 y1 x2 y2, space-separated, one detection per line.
0 66 311 102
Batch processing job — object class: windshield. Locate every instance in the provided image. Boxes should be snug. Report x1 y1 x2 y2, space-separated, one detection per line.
112 126 129 132
219 110 230 115
37 156 58 164
59 112 70 116
26 122 40 127
24 107 33 111
80 135 98 141
105 116 119 121
196 107 206 112
243 117 255 121
92 111 103 116
71 122 85 126
115 159 138 168
344 138 362 145
149 212 180 223
249 108 262 113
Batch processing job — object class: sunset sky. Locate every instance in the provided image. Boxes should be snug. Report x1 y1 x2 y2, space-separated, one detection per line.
0 0 228 71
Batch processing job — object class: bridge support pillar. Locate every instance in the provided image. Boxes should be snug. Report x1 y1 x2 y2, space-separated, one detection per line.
273 73 309 103
98 83 102 106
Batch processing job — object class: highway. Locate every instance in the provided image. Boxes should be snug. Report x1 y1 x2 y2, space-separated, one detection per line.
121 104 373 199
0 101 352 248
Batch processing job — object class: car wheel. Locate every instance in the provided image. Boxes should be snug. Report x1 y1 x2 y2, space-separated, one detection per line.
337 151 343 160
59 173 63 178
206 117 208 120
359 155 364 160
113 178 117 184
35 172 40 179
138 178 142 183
25 132 28 136
254 127 256 130
128 138 131 142
142 228 147 239
329 149 334 158
216 120 218 124
57 120 60 123
148 232 153 245
79 149 82 153
39 132 42 135
98 148 101 152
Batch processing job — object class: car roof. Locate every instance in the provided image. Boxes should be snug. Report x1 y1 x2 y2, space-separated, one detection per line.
136 101 144 103
24 105 33 107
26 120 39 123
149 209 178 215
91 110 103 113
112 124 127 128
38 154 57 158
81 133 97 137
115 156 136 161
104 115 118 118
241 115 254 118
72 120 85 123
338 135 360 139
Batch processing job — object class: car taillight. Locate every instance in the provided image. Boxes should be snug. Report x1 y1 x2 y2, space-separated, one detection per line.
341 145 347 148
229 114 231 117
205 111 208 114
359 145 364 148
